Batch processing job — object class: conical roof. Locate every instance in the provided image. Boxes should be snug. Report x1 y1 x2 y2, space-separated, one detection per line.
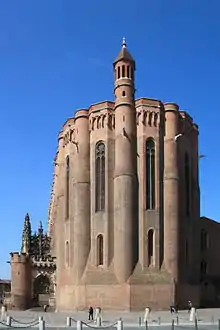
113 38 135 67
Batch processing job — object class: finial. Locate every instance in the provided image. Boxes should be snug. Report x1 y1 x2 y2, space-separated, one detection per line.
122 37 126 48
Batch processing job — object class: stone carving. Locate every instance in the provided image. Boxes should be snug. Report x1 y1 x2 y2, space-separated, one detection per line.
21 215 52 259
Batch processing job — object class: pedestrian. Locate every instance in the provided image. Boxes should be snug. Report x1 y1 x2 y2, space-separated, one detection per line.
43 304 48 312
170 303 175 314
88 306 94 321
188 301 192 313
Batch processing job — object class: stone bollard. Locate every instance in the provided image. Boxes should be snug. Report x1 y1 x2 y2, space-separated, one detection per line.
95 307 101 322
158 317 161 325
77 320 82 330
97 317 102 327
1 305 6 321
6 316 12 327
189 307 196 322
171 319 174 330
39 319 45 330
67 317 72 327
117 319 123 330
143 307 150 322
218 319 220 330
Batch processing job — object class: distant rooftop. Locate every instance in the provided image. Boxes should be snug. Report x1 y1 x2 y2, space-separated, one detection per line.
0 279 11 284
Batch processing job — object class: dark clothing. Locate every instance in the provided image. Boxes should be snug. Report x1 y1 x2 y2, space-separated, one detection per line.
170 305 175 313
188 302 192 313
43 304 48 312
88 307 93 320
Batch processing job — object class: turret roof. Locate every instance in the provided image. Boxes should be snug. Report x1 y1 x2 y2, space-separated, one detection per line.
113 38 135 66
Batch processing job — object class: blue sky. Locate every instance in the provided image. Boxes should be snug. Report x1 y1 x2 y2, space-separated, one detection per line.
0 0 219 278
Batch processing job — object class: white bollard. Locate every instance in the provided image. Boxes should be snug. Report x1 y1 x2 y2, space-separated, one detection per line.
77 320 82 330
39 320 45 330
144 307 150 322
97 317 102 327
6 316 12 327
95 307 101 321
117 319 123 330
67 317 72 327
189 307 196 321
1 306 6 321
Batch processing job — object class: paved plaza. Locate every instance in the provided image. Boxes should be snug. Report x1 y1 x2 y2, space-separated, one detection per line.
0 309 220 328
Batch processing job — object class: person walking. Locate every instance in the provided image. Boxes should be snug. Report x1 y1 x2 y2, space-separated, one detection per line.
88 306 94 321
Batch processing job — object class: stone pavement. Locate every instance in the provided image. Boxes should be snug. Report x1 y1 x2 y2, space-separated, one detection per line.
0 309 220 328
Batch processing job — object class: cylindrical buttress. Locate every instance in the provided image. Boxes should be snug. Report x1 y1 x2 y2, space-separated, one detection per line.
114 100 137 283
73 111 90 282
163 103 180 282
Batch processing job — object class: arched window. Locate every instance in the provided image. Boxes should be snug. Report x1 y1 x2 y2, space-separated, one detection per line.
201 260 207 276
201 230 208 251
185 240 188 265
117 66 120 79
122 65 125 77
127 65 130 78
65 241 69 267
66 156 70 219
95 142 105 212
97 234 104 266
147 229 154 266
146 139 155 210
185 153 190 216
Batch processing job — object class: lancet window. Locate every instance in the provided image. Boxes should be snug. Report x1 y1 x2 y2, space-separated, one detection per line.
65 241 70 267
147 229 154 266
97 234 104 266
95 141 105 212
146 139 155 210
66 156 70 219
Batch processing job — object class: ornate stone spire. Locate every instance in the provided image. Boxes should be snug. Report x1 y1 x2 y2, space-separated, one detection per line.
38 220 44 257
21 213 32 254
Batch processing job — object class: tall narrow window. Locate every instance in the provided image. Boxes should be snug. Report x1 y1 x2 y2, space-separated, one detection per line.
147 229 154 266
66 156 70 219
95 142 105 212
117 66 121 79
65 241 69 267
97 234 104 266
201 230 208 252
201 260 207 276
127 65 130 78
185 153 190 216
185 240 188 265
146 139 155 210
122 65 125 77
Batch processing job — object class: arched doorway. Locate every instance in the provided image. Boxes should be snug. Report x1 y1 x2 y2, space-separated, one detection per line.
33 274 51 307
